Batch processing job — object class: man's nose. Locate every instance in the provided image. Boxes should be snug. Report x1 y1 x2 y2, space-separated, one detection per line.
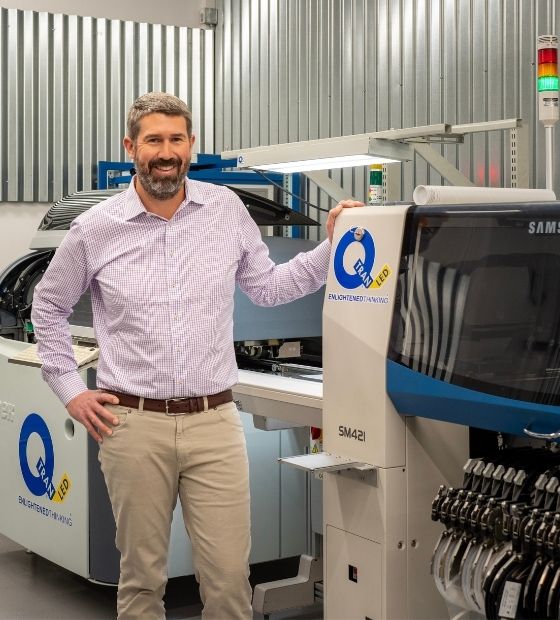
159 140 174 159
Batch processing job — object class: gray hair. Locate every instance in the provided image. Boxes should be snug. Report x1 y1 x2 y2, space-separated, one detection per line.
127 92 192 141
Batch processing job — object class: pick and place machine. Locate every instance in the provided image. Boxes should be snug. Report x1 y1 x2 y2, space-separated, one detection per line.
0 188 324 584
248 192 560 620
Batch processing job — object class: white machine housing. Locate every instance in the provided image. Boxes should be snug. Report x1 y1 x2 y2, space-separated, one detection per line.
322 206 468 620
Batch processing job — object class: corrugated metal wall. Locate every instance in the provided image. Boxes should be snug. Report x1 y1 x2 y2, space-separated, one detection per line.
0 8 214 202
215 0 559 231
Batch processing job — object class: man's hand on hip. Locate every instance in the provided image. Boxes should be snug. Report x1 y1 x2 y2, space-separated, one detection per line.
326 199 365 243
66 390 121 443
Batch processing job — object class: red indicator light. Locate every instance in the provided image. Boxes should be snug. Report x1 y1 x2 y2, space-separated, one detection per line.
539 48 558 64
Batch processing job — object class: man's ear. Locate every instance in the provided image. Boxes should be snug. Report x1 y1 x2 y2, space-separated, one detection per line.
123 136 135 160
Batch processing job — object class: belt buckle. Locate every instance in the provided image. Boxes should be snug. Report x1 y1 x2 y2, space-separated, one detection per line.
165 398 189 416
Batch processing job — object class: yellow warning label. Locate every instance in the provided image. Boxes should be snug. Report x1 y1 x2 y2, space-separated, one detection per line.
52 473 71 503
369 263 392 289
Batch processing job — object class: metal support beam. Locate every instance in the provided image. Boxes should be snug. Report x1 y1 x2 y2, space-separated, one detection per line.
367 123 451 141
450 118 522 134
303 170 358 203
413 143 475 187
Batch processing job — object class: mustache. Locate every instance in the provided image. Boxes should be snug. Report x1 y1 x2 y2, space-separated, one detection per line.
148 158 182 171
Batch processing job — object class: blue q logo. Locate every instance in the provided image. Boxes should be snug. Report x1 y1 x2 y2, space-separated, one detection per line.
333 226 392 291
19 413 71 503
334 227 376 289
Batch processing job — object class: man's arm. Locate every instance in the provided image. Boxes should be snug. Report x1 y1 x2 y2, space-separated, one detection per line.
236 198 364 307
31 221 119 442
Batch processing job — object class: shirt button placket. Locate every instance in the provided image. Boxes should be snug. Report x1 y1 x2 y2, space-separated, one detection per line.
166 225 181 396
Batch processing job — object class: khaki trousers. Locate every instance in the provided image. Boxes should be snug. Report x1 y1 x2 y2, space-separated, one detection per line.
98 400 252 620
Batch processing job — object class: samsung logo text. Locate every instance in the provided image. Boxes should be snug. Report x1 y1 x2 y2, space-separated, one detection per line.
528 221 560 234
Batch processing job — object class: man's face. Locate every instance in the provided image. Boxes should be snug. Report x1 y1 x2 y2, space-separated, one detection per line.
123 113 195 201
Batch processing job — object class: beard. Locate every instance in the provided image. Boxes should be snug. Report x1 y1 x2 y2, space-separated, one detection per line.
135 156 190 200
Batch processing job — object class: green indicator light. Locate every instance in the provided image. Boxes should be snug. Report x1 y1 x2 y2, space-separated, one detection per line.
538 75 559 92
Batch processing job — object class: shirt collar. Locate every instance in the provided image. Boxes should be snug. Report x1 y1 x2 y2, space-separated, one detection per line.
122 177 206 221
184 179 206 207
122 180 149 220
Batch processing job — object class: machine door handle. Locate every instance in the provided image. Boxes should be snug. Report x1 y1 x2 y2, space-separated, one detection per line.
523 424 560 440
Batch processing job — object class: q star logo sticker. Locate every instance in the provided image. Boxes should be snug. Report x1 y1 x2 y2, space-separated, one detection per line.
333 226 392 290
19 413 72 503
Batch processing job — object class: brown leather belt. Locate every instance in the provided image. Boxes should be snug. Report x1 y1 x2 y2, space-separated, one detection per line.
106 389 233 415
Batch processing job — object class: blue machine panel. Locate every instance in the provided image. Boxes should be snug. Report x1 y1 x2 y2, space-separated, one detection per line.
387 360 560 437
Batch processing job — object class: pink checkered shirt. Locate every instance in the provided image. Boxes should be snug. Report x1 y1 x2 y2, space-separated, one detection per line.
31 179 330 405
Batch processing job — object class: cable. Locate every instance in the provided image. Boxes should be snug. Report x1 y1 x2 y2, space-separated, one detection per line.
251 169 331 214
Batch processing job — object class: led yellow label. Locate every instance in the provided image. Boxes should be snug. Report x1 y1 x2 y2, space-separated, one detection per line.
369 264 392 289
52 473 72 503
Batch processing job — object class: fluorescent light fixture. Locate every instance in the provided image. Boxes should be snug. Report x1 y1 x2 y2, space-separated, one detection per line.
225 135 413 173
252 154 399 173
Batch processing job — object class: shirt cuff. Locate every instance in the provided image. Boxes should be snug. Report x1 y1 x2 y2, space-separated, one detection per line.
46 370 89 406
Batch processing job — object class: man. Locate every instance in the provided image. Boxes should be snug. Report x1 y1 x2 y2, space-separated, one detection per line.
31 92 363 620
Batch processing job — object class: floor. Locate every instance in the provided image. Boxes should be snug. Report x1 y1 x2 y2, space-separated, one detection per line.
0 534 322 620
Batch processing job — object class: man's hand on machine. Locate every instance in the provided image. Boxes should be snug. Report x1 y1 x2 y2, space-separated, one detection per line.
66 390 120 443
326 199 365 243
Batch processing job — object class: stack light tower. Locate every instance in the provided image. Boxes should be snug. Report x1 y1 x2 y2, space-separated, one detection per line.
537 35 559 191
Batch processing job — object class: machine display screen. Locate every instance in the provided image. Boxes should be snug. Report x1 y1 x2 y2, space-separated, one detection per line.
388 202 560 405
